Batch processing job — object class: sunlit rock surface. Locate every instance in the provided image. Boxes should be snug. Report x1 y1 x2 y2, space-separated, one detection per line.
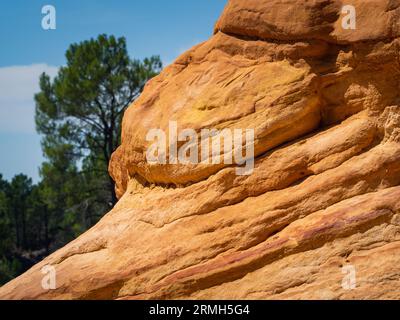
1 0 400 299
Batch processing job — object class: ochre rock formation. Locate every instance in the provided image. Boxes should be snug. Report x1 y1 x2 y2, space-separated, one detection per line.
1 0 400 299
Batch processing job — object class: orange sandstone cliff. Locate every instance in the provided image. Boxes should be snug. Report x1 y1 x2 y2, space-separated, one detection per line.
1 0 400 299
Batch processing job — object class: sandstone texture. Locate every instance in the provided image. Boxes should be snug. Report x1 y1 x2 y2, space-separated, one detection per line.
1 0 400 299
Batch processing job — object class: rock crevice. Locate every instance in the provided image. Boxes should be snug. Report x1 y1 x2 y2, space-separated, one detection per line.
0 0 399 300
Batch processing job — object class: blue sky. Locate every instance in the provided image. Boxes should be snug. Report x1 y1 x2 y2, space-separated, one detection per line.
0 0 227 182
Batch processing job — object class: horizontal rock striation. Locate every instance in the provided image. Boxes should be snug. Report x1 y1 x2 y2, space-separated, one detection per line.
1 0 400 299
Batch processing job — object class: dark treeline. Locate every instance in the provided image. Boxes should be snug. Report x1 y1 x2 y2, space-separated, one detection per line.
0 34 162 285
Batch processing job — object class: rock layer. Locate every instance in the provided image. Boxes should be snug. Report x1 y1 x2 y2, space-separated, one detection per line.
1 0 400 299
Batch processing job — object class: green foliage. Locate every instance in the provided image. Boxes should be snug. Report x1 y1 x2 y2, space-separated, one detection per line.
0 174 40 284
0 175 12 254
35 33 161 240
0 257 22 285
0 34 161 285
36 34 161 205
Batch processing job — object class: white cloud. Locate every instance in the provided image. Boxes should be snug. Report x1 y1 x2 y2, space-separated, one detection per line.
0 64 59 133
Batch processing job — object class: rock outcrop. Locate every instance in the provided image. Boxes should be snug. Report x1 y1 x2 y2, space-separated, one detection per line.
1 0 400 299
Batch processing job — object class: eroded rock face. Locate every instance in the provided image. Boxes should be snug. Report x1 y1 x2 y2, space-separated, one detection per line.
1 0 400 299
